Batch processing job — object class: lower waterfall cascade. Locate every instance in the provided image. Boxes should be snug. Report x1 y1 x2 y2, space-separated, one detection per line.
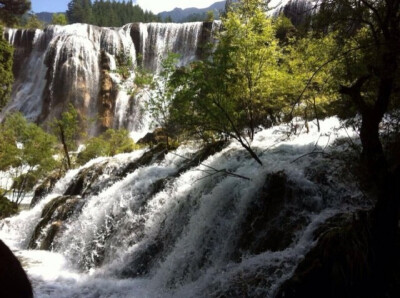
0 117 370 297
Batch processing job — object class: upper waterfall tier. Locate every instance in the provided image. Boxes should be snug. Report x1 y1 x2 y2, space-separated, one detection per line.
1 22 219 133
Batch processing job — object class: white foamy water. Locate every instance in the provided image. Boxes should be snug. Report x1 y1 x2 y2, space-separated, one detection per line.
1 21 220 139
0 118 366 298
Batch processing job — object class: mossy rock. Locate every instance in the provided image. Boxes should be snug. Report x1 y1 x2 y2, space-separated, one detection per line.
120 143 168 176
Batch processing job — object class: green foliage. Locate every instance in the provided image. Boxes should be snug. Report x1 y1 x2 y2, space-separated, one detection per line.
115 50 134 80
206 10 214 22
0 0 30 26
51 13 68 25
67 0 160 26
0 196 18 219
283 32 340 127
66 0 93 24
274 14 297 44
145 53 180 147
169 0 287 163
50 104 81 169
77 129 136 165
164 16 173 23
0 113 57 205
0 26 13 113
24 12 44 29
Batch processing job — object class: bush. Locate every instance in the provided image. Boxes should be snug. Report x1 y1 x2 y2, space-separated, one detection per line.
0 196 18 219
77 129 137 165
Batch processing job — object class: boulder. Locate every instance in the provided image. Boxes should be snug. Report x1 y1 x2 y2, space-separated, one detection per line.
29 195 81 250
31 170 64 208
0 240 33 298
276 211 400 298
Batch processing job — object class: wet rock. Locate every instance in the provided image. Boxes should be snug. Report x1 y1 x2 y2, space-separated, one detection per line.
64 163 106 197
275 211 398 298
120 143 168 176
31 170 64 208
29 195 81 250
233 171 312 259
5 29 36 78
0 240 33 298
137 128 169 146
118 142 228 278
98 51 118 132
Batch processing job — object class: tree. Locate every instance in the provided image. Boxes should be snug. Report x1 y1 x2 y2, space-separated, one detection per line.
284 31 339 131
171 0 286 165
66 0 93 24
0 0 30 26
291 0 400 293
77 128 135 165
206 10 215 22
24 12 44 29
51 13 68 25
51 104 80 170
145 53 180 149
0 113 57 205
0 26 13 113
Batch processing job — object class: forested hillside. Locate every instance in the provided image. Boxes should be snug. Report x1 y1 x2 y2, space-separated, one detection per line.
66 0 160 26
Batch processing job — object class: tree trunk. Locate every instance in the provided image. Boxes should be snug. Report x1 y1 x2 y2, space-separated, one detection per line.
59 124 71 170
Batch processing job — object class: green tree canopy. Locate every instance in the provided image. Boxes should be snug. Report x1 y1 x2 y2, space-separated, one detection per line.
0 113 57 205
50 104 81 170
66 0 93 24
77 128 135 165
24 12 44 29
0 26 13 113
0 0 31 26
51 13 68 25
170 0 286 164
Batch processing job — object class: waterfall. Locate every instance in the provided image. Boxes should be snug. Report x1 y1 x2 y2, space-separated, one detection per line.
1 21 219 138
0 117 368 297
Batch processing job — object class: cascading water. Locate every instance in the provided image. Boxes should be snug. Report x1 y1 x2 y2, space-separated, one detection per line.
0 118 369 297
1 21 219 138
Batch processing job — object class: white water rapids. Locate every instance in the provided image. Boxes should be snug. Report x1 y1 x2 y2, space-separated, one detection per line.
0 118 368 297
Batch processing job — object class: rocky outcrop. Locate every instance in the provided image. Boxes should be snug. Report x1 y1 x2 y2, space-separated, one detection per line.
3 29 36 78
0 240 33 298
233 171 314 259
137 128 169 145
276 211 400 298
31 171 64 208
98 51 118 132
280 0 314 26
29 195 81 250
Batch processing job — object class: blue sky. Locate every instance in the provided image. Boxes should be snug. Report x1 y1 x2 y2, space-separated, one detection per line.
31 0 220 14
